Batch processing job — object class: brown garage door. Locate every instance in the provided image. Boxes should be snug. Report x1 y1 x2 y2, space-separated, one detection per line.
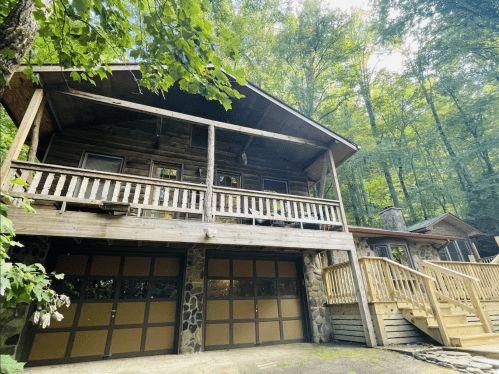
204 256 306 350
27 253 182 365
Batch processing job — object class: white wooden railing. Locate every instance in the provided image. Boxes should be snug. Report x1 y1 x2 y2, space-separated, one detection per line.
212 186 342 227
2 161 344 229
478 255 499 264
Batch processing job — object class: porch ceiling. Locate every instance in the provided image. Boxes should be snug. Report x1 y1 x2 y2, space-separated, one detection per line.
1 65 359 181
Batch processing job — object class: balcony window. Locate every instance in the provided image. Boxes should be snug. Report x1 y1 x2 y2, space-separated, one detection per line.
77 153 124 199
263 179 288 195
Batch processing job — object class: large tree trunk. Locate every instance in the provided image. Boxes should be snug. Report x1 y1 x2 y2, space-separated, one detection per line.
0 0 44 100
360 83 401 207
418 80 472 192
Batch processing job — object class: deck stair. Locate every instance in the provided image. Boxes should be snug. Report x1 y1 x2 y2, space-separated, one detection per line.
399 301 499 347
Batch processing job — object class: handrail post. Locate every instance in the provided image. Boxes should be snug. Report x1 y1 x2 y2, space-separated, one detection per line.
464 280 494 333
422 277 451 346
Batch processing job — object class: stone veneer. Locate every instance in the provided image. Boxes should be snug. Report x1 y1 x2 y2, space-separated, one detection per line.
303 253 333 343
180 248 205 353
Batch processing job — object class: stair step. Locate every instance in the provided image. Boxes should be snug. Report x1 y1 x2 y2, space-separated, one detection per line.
446 323 486 336
449 333 499 348
443 313 468 324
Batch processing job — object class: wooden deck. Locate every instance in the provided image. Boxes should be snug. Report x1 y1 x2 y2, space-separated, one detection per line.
323 257 499 347
3 160 344 231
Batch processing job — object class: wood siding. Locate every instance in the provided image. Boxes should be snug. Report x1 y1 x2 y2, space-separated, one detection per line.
43 119 309 196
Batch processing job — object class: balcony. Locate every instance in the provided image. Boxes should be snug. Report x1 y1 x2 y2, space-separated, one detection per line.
3 160 345 231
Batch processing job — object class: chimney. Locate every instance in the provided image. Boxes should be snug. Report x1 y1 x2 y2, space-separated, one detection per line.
379 206 407 231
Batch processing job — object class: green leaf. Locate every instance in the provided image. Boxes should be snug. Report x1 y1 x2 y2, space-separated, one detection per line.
0 48 15 59
10 178 28 186
0 354 25 374
70 71 81 82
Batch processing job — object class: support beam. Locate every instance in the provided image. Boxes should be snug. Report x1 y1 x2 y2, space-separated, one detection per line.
59 90 327 149
327 149 349 232
204 124 215 222
1 89 44 188
348 249 377 348
319 154 328 199
470 242 481 260
27 98 46 162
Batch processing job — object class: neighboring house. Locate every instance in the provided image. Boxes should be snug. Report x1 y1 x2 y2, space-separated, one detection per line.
407 213 485 262
0 65 370 366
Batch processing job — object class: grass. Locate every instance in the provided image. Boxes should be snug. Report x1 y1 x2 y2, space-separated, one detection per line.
313 343 384 362
295 359 310 365
277 363 288 368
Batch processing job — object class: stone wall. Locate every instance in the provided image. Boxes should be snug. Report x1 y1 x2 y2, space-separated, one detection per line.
409 242 440 270
180 248 205 353
303 253 333 343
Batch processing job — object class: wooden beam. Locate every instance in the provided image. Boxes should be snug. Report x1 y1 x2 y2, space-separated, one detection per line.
1 89 44 188
58 90 328 149
27 98 46 162
8 208 358 251
319 154 328 199
35 74 62 132
347 249 377 348
204 124 215 222
327 149 349 232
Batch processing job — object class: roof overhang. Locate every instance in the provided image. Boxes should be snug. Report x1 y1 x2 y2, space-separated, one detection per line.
410 213 486 237
1 64 359 182
349 226 455 244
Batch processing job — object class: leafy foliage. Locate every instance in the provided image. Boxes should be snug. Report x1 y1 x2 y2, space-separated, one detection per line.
1 0 246 108
0 354 25 374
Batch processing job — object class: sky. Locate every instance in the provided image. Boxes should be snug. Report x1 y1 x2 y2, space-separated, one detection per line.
325 0 405 73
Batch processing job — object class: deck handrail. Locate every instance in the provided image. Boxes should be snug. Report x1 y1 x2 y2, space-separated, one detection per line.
420 261 494 335
429 260 499 300
478 254 499 264
2 160 344 229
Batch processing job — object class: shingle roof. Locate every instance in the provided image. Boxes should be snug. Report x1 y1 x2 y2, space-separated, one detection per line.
406 213 448 232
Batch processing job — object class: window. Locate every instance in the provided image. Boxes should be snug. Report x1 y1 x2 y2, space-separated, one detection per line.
263 179 288 194
217 172 241 188
441 240 472 262
77 152 124 199
374 243 415 269
191 125 208 148
148 163 182 218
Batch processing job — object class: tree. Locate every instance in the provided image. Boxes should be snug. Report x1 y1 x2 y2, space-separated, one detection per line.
0 0 246 109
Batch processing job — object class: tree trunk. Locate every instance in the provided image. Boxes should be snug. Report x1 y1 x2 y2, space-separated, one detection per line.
360 83 400 207
418 81 472 192
397 164 417 222
356 164 372 225
0 0 47 99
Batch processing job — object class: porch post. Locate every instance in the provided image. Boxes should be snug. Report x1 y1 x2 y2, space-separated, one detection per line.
204 124 215 222
1 89 44 188
327 149 348 232
348 249 377 347
27 98 46 162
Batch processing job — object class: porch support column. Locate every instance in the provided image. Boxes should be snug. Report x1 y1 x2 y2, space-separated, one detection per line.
327 149 348 232
1 88 44 189
204 124 215 222
348 249 377 347
27 98 46 162
319 154 328 199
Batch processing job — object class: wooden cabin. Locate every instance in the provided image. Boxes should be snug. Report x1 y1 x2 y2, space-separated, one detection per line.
0 65 378 366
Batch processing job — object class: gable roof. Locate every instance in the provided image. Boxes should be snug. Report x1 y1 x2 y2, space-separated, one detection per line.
407 213 485 237
2 64 359 182
349 226 455 243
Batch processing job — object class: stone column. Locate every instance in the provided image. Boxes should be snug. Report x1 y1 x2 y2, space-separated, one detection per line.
180 248 205 353
303 253 333 343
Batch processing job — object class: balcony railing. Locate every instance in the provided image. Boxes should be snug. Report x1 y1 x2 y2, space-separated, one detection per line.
2 161 344 230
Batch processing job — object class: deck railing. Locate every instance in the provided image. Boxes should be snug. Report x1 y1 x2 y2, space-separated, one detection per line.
2 160 344 229
477 255 499 264
323 257 436 317
420 261 494 334
429 261 499 301
213 186 342 228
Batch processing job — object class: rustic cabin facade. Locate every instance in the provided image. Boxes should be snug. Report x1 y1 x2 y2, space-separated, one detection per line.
0 65 379 366
2 65 499 367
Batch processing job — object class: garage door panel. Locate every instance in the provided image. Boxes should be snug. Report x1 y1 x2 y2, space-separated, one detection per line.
205 257 304 350
71 330 108 357
28 254 182 365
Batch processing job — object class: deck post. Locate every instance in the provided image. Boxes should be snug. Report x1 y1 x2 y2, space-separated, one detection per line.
204 124 215 222
348 249 377 347
327 149 348 232
27 98 46 162
1 89 44 189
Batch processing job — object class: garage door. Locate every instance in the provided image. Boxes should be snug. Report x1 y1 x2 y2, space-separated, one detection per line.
204 256 306 350
27 253 182 365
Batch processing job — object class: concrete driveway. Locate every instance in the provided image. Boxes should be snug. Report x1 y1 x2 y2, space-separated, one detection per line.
24 343 457 374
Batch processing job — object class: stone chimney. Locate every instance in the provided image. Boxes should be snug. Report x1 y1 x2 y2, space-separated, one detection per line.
379 206 407 231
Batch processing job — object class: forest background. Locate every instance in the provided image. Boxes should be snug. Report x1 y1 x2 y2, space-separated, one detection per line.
1 0 498 256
